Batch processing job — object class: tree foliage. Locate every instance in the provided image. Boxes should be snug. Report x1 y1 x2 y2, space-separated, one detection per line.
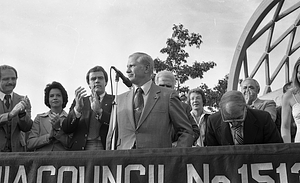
154 24 216 93
199 74 242 110
199 74 228 110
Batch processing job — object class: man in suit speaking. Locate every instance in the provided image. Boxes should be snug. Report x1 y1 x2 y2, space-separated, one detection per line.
205 90 282 146
106 52 194 150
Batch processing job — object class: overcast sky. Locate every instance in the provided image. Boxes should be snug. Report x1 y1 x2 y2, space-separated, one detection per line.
1 0 293 117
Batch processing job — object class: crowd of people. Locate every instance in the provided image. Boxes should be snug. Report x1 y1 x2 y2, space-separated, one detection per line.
1 52 300 152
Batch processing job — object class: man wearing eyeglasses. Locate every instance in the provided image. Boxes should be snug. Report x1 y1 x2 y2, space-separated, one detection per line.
155 70 200 146
205 90 283 146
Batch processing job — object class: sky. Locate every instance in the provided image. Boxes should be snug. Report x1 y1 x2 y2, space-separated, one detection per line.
0 0 286 117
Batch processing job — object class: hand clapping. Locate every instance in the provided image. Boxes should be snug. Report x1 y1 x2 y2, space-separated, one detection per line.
90 86 102 116
9 96 31 118
49 112 61 130
74 87 87 113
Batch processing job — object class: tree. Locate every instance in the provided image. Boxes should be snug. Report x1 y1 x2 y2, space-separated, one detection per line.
200 74 242 110
199 74 228 110
154 24 216 94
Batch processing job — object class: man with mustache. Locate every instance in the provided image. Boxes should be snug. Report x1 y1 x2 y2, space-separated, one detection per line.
240 78 277 122
0 65 33 152
62 66 114 150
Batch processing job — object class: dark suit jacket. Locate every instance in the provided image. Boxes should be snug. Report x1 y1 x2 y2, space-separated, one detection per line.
180 102 200 143
106 83 194 150
62 93 114 150
205 108 283 146
0 93 33 152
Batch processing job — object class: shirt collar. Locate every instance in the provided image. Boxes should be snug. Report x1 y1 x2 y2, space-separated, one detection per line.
133 80 152 95
89 92 106 102
0 91 13 101
229 121 244 128
99 92 106 102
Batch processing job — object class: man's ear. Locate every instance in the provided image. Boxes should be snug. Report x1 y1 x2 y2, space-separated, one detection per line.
144 64 150 73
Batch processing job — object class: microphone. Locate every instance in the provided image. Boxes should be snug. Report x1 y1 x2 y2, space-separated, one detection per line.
111 66 132 87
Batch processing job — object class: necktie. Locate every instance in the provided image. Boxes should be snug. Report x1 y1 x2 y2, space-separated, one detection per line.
133 88 144 126
4 95 11 109
231 122 243 145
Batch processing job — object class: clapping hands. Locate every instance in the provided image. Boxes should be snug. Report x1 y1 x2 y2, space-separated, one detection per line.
74 87 87 114
9 96 31 118
90 87 102 116
49 112 61 130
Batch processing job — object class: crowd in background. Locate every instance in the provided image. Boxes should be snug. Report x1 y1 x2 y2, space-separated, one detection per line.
1 52 299 152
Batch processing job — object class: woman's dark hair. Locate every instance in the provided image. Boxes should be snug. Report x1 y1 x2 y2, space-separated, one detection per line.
44 81 68 109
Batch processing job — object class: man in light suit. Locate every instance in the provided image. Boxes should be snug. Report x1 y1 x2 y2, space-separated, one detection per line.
240 78 277 122
205 90 283 146
62 66 114 150
0 65 33 152
106 52 194 150
154 70 200 146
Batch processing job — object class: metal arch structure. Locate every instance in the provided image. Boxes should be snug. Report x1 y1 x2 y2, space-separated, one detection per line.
228 0 300 94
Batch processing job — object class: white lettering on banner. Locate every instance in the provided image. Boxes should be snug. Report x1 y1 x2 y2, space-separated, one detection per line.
57 166 78 183
37 165 56 183
13 165 27 183
276 163 288 183
4 166 9 183
211 176 230 183
1 162 300 182
79 166 84 183
187 164 209 183
251 163 274 183
102 165 122 183
238 163 292 182
124 165 145 183
94 166 100 183
238 164 248 183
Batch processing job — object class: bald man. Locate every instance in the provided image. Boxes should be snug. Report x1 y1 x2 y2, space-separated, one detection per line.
155 70 200 145
240 78 277 122
205 90 282 146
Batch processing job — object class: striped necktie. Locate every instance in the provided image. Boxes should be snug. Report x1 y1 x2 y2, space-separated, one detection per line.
4 95 11 109
231 122 243 145
133 88 144 126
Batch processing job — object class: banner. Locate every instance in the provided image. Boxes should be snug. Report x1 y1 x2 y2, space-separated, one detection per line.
0 143 299 183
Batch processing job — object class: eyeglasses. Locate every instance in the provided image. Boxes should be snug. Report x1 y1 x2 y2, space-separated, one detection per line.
221 107 247 123
159 84 172 88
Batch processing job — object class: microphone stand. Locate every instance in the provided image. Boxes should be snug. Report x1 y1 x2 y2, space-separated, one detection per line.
111 72 120 150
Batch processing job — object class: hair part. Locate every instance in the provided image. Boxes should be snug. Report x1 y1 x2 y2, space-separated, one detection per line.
44 81 68 109
0 65 18 79
86 66 108 84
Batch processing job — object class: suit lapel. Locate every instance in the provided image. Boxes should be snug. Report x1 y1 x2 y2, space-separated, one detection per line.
41 113 52 134
253 98 263 110
83 97 91 127
220 121 234 145
136 84 160 129
10 93 22 133
243 109 259 144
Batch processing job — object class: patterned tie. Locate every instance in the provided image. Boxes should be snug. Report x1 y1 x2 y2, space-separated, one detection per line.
231 122 243 145
4 95 11 109
133 88 144 126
